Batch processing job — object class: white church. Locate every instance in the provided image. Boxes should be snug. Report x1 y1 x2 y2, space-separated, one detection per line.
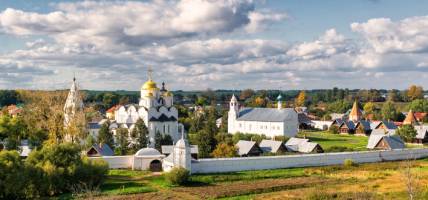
111 70 182 146
228 94 298 138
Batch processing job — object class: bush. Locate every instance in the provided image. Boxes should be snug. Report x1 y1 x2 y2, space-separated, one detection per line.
344 159 357 167
326 146 354 152
329 126 339 134
165 167 190 186
0 143 109 198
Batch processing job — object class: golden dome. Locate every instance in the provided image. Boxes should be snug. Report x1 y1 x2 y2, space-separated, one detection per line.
146 92 154 97
141 80 158 90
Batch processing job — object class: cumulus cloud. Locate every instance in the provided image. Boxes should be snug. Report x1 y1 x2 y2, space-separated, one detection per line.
351 16 428 53
0 0 284 51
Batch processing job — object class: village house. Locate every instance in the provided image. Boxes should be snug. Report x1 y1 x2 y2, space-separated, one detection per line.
414 126 428 144
259 139 287 154
367 130 405 150
372 120 398 132
403 110 419 125
285 137 324 153
236 140 262 157
86 144 114 157
354 120 372 135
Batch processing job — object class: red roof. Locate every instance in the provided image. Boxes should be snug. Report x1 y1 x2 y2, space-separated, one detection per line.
6 105 22 116
106 105 121 113
414 112 427 121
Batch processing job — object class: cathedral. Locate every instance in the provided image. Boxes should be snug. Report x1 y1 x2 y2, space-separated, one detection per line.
113 70 181 146
228 94 299 138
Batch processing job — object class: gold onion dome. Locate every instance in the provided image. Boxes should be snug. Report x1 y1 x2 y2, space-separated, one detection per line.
142 79 158 90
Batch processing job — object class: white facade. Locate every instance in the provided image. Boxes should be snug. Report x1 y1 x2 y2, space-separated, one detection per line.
113 77 181 146
228 95 298 137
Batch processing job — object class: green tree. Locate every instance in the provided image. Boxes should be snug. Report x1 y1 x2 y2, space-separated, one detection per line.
115 128 129 155
407 99 428 113
130 118 149 150
211 143 237 158
97 121 114 148
0 150 28 199
381 101 399 121
327 100 352 113
0 114 27 150
161 134 173 146
363 102 375 114
154 131 162 151
396 125 417 143
195 130 212 158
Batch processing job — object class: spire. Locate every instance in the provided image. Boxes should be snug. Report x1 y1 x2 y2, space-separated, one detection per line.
403 109 417 125
277 94 283 110
148 66 153 81
349 100 362 122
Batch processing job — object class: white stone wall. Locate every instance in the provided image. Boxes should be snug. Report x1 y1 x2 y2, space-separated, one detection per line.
191 148 428 174
89 156 134 169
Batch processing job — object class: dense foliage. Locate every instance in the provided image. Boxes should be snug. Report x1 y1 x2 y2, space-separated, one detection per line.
0 143 108 199
396 125 417 143
165 167 190 186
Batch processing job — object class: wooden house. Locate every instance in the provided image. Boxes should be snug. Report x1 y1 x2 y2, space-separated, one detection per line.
236 140 262 157
338 121 355 134
259 140 287 154
354 120 372 135
414 126 428 144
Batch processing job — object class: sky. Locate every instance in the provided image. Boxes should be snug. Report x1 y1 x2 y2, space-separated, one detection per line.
1 0 428 91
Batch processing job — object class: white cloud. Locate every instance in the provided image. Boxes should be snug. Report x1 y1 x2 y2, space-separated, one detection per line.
351 16 428 53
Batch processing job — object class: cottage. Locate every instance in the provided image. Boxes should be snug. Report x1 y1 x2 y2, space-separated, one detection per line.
259 140 287 154
354 120 372 135
338 121 355 134
86 144 114 157
285 137 323 153
298 113 313 129
367 134 405 150
373 120 397 132
236 140 262 156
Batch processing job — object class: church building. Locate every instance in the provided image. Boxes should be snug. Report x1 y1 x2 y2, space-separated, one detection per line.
113 69 181 146
227 94 298 138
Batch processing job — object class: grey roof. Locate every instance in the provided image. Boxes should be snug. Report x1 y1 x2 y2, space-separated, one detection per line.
237 107 296 122
415 125 428 139
367 134 404 150
88 122 101 129
259 140 284 153
87 144 114 156
285 137 320 153
356 120 371 131
236 140 258 155
340 121 355 130
332 119 344 126
376 120 398 130
298 113 313 125
161 145 199 154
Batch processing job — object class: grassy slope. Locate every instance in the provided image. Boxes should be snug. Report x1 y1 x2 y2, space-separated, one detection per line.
298 131 369 152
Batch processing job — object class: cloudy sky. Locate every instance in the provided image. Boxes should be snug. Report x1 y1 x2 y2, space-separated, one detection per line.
1 0 428 91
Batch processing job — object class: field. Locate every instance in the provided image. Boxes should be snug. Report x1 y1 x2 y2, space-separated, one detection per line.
298 131 369 152
87 158 428 200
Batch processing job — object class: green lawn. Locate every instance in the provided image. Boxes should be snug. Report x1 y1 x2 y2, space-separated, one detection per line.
100 169 156 195
298 131 369 152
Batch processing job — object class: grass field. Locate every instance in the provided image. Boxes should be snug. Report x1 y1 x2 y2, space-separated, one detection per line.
298 131 369 152
88 158 428 200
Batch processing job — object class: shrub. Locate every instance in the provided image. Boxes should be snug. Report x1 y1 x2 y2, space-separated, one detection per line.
344 159 357 167
165 167 190 186
329 126 339 134
326 146 354 152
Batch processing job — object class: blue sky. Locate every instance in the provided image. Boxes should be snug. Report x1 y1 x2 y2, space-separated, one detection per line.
1 0 428 90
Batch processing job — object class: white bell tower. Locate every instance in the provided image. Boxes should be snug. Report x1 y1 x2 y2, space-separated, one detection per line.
228 94 239 134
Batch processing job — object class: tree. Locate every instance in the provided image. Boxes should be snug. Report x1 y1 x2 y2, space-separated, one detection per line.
211 143 237 158
115 128 129 155
97 121 114 148
381 101 399 121
195 130 212 158
363 102 375 116
161 134 173 146
0 150 28 199
407 99 428 113
130 118 148 150
295 91 306 107
406 85 423 101
396 125 417 143
154 131 162 151
0 114 27 150
239 89 255 100
327 100 352 113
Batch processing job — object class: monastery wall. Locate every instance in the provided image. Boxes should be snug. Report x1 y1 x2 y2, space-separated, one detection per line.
90 155 134 169
191 148 428 174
